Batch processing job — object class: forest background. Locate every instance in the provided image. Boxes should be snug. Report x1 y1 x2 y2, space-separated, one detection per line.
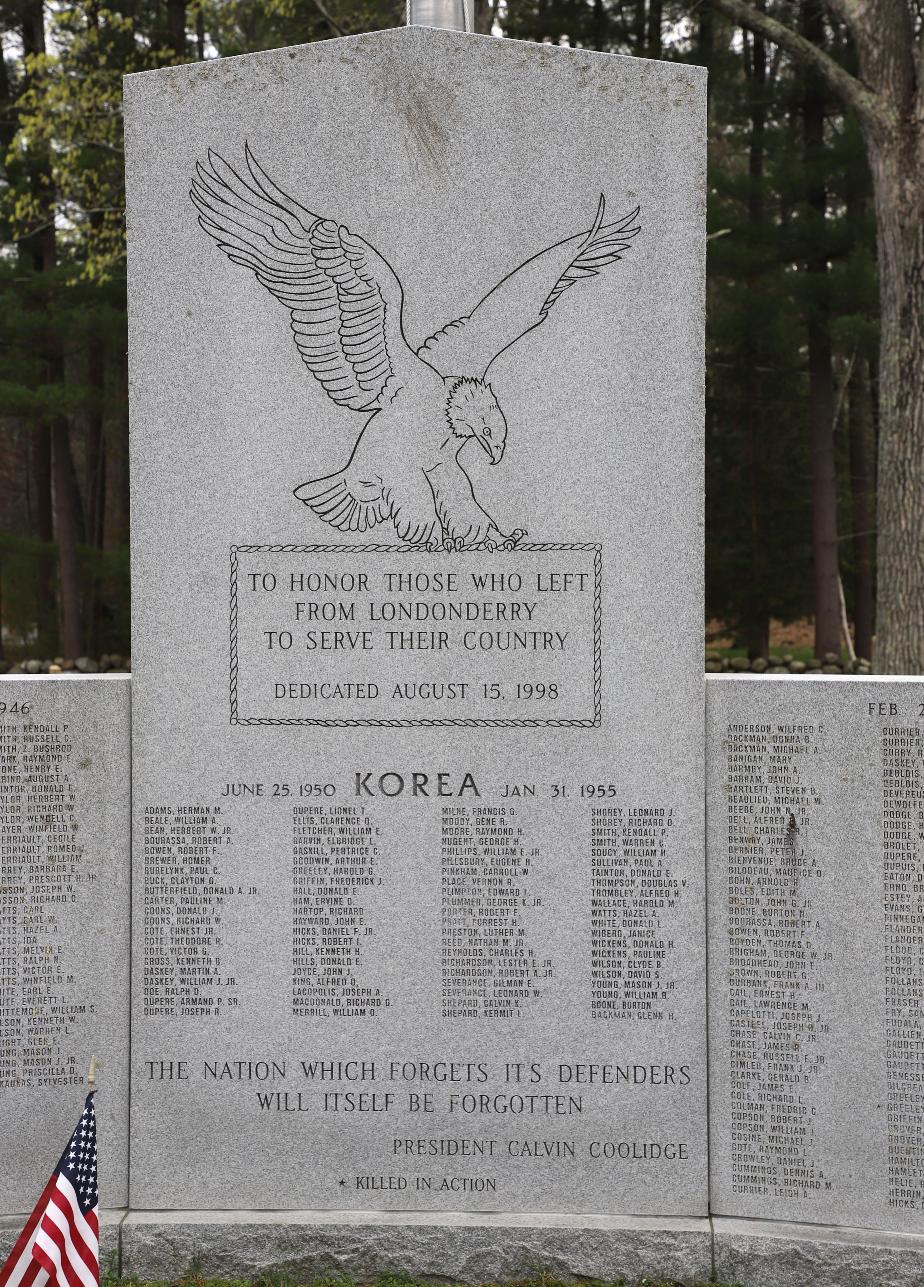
0 0 884 667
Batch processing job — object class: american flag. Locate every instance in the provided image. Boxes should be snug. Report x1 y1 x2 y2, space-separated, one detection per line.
0 1094 99 1287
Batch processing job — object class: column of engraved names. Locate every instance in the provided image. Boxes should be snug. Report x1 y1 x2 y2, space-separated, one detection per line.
590 806 680 1020
725 722 829 1202
291 803 390 1019
441 805 552 1019
0 719 91 1089
881 724 924 1211
143 803 247 1019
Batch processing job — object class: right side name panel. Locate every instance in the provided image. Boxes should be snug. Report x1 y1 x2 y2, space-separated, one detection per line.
707 675 924 1232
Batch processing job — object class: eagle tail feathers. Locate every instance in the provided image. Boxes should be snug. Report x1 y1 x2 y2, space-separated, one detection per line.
294 469 387 534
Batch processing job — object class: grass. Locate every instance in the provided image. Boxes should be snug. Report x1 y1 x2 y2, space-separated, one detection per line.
102 1272 742 1287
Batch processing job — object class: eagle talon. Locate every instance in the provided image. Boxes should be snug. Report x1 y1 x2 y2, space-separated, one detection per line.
427 537 442 552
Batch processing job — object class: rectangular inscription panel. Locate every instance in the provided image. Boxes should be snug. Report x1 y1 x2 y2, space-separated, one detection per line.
125 29 706 1214
708 675 924 1233
0 676 130 1213
231 545 600 725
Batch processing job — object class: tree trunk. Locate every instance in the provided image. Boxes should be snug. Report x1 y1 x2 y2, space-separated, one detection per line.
646 0 662 57
473 0 490 33
807 333 840 658
632 1 645 50
802 1 840 660
29 423 57 652
52 421 84 659
588 0 607 50
86 328 106 551
18 0 59 654
21 0 87 660
848 359 875 662
84 329 106 655
46 328 86 656
739 19 769 659
167 0 186 58
698 6 714 107
869 131 924 672
114 345 131 547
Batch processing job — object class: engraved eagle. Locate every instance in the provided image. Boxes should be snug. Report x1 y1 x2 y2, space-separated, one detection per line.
191 146 640 550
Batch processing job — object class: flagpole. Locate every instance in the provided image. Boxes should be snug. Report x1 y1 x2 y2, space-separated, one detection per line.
87 1055 97 1094
407 0 474 33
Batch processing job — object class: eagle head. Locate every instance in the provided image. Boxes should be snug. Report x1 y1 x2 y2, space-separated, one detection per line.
446 377 507 465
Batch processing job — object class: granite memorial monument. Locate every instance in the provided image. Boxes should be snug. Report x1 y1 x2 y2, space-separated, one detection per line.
0 676 130 1238
124 26 707 1222
708 675 924 1247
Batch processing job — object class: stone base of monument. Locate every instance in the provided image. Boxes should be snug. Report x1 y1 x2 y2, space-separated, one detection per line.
0 1209 125 1274
7 1209 924 1284
713 1216 924 1287
118 1211 712 1283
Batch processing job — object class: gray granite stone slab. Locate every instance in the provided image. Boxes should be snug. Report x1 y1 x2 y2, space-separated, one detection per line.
0 1210 125 1277
707 676 924 1233
124 28 706 1214
120 1210 713 1283
713 1216 924 1287
0 677 130 1214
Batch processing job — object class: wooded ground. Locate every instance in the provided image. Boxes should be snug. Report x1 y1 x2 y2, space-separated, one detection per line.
0 1 905 668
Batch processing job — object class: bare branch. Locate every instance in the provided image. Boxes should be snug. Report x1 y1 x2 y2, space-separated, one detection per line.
309 0 346 37
707 0 884 129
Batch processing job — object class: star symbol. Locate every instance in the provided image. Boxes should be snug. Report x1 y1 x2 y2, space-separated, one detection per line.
338 1179 346 1187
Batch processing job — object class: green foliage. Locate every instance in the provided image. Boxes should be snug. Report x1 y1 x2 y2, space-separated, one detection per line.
203 0 404 55
699 7 877 648
0 530 56 654
80 540 130 653
0 532 129 658
0 0 882 656
4 6 141 280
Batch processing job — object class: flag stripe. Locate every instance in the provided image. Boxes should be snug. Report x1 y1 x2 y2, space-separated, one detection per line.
42 1201 95 1287
20 1260 49 1287
49 1182 98 1275
46 1196 96 1285
0 1095 98 1287
0 1176 58 1287
0 1230 46 1287
33 1221 84 1287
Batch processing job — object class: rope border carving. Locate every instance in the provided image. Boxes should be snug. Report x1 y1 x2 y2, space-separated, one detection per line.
230 544 602 728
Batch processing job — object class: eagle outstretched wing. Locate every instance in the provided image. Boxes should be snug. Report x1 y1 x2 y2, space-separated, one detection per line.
418 197 641 379
191 146 419 412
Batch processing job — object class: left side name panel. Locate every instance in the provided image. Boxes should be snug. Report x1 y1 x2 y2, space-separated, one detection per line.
0 676 130 1214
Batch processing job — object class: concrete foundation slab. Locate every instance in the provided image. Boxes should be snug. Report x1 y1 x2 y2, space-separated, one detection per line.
0 1210 125 1278
120 1209 713 1283
713 1215 924 1287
